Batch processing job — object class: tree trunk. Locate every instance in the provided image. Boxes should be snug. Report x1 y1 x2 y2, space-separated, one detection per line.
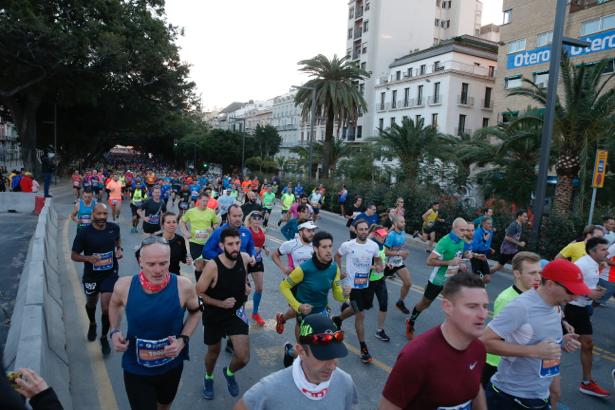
553 173 574 215
3 91 43 176
321 106 335 179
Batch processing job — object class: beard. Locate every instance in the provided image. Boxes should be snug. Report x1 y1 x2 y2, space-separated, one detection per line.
93 218 107 225
224 249 239 260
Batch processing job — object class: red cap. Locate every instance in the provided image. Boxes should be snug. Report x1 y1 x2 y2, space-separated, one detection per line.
541 259 591 296
207 198 218 209
374 228 388 237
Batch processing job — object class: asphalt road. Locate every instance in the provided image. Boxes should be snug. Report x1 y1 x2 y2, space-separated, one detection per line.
52 184 615 410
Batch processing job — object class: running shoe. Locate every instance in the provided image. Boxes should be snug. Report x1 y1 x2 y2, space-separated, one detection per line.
332 315 343 330
87 323 97 341
251 313 266 326
283 342 294 368
100 337 111 356
375 329 391 342
579 380 610 397
405 319 415 341
275 313 286 334
222 367 239 397
396 300 410 314
202 378 214 400
360 346 373 364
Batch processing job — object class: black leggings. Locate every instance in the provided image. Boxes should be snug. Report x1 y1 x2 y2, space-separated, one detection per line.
123 364 183 410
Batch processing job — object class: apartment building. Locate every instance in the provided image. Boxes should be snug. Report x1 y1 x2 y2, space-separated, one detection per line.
345 0 484 140
374 35 498 137
494 0 615 121
272 92 301 148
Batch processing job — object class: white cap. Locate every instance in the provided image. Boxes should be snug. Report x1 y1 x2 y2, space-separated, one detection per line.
298 221 318 230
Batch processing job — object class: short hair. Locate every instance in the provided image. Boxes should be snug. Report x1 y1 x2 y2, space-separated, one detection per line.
83 188 93 194
227 204 242 214
297 204 308 213
483 207 492 214
586 237 608 253
442 271 485 299
481 217 492 226
391 215 404 225
511 251 541 272
220 227 240 243
430 201 439 207
582 224 598 236
312 231 333 248
161 212 177 225
515 210 527 218
366 203 377 210
369 224 385 234
354 219 370 229
200 192 210 199
603 216 614 222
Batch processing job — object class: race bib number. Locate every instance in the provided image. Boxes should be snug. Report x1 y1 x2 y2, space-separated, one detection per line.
83 181 91 187
539 339 561 378
79 214 92 226
389 255 403 267
111 199 119 205
92 251 113 271
437 400 471 410
255 248 263 262
136 337 175 368
133 200 142 206
179 202 189 210
73 181 80 187
195 229 208 239
236 307 248 324
148 214 160 225
353 272 369 289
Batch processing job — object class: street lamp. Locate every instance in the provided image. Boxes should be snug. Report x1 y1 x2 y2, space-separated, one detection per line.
530 0 591 249
292 85 317 184
230 116 247 177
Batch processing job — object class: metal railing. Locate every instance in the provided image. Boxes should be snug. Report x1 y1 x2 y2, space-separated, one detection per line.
428 95 442 105
455 128 472 136
457 95 474 106
355 6 363 18
415 98 425 107
481 99 494 110
354 28 362 39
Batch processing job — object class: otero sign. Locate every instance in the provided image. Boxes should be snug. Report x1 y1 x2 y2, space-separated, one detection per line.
507 28 615 69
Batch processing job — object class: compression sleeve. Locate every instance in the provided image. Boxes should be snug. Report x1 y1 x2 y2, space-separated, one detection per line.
279 266 305 312
332 267 347 303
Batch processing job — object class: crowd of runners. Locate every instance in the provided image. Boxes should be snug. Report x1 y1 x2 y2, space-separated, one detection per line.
5 158 615 410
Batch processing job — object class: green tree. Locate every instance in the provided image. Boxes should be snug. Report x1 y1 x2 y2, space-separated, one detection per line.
294 54 369 178
507 56 615 215
254 124 282 159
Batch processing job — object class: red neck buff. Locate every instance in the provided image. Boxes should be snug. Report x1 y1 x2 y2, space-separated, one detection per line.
139 271 171 293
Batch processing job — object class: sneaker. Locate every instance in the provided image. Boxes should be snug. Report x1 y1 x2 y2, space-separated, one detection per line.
251 313 266 326
225 340 234 354
360 346 373 364
375 329 391 342
202 378 214 400
396 300 410 315
87 323 97 341
100 337 111 356
283 342 294 368
222 367 239 397
405 319 415 341
275 313 286 334
332 315 343 330
579 380 610 397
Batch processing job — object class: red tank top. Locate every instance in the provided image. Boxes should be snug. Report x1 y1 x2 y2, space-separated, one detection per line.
249 227 266 248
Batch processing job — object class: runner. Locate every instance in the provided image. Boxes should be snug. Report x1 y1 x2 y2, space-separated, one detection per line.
470 217 495 283
386 197 405 228
218 189 236 224
490 210 528 274
419 201 444 251
597 239 615 306
241 190 262 217
90 169 103 201
332 219 383 364
378 272 488 409
338 185 348 217
472 207 494 227
344 195 363 232
364 225 391 342
70 189 97 232
406 218 469 340
481 259 588 409
180 193 219 281
137 186 167 236
108 238 200 410
277 186 295 227
603 216 615 245
349 203 379 239
71 203 122 356
245 211 269 326
233 315 358 410
308 188 323 222
106 173 123 221
281 204 311 241
383 215 412 314
555 224 605 262
279 231 347 367
177 183 191 219
71 170 82 200
196 228 252 400
129 181 148 233
261 185 275 227
144 212 191 276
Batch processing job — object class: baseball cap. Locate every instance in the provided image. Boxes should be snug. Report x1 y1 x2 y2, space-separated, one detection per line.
374 228 388 237
299 315 347 361
541 259 591 296
298 221 318 230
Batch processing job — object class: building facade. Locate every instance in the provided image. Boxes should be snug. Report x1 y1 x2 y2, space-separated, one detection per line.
345 0 484 140
494 0 615 121
373 35 498 136
272 92 301 148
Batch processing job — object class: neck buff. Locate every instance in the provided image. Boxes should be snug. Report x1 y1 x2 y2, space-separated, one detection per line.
292 356 332 401
139 271 171 293
312 253 332 271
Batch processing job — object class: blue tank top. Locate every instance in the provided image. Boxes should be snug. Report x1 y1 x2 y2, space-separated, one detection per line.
77 199 96 229
122 274 188 375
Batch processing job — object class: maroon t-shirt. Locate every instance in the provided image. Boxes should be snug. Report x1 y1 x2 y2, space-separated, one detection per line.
382 326 485 409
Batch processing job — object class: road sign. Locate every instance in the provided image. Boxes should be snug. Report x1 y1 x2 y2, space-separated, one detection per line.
592 149 608 188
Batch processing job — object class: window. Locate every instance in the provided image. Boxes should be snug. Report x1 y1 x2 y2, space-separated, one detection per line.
420 64 426 75
380 92 385 110
461 82 469 104
392 90 398 108
533 71 549 88
503 9 512 25
581 14 615 35
362 44 367 53
488 65 495 77
482 118 489 128
402 115 408 121
458 114 467 135
484 87 492 108
407 68 413 77
501 111 519 124
349 7 354 19
396 70 401 81
357 125 363 139
415 115 422 124
436 0 441 6
507 38 526 54
505 76 522 89
434 61 442 71
391 117 396 126
378 118 384 130
417 85 424 105
365 2 370 11
404 87 410 107
432 113 439 128
433 82 440 103
536 31 553 47
348 28 353 39
435 18 440 27
360 62 367 70
446 20 450 28
364 20 369 32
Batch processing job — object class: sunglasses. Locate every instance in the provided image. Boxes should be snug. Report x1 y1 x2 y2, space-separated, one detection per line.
554 282 574 296
251 214 263 220
299 331 344 345
141 236 169 247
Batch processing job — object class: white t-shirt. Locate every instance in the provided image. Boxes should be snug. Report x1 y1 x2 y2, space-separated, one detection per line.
572 255 600 307
338 239 380 289
278 238 313 269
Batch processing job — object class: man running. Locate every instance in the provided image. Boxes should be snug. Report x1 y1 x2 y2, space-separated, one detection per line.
280 204 311 241
378 272 489 409
278 187 295 227
138 186 167 236
420 201 444 251
108 238 201 410
129 182 148 233
349 203 379 239
196 228 252 400
406 218 469 340
261 185 275 227
383 215 412 314
72 170 82 200
218 189 236 224
71 189 97 232
471 217 495 283
555 224 605 262
241 190 262 217
490 210 528 273
71 203 122 355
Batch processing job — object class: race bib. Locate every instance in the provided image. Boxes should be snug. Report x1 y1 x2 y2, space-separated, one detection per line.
389 255 403 267
73 181 80 187
92 251 113 271
437 400 471 410
539 339 562 378
255 248 263 262
148 214 160 225
195 229 208 239
136 337 175 368
236 307 248 324
133 200 142 206
79 214 92 226
179 202 189 210
445 265 460 278
353 272 369 289
111 199 119 205
83 181 91 187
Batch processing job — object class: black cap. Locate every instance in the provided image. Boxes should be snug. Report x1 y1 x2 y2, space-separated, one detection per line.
299 314 347 361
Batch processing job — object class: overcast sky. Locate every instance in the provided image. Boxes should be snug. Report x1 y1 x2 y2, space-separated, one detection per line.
165 0 504 111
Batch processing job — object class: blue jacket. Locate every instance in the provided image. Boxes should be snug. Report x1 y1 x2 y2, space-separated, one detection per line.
202 224 255 260
471 226 493 254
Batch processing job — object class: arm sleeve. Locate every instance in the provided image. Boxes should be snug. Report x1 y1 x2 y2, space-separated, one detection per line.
179 237 187 263
332 267 346 303
382 348 425 408
202 229 221 260
279 267 305 312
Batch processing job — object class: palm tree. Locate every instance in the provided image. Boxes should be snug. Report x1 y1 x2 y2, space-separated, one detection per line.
439 130 495 186
314 137 353 172
295 54 369 178
376 117 442 182
507 56 615 215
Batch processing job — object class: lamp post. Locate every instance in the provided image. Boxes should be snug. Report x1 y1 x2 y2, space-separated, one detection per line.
529 0 591 249
292 85 317 184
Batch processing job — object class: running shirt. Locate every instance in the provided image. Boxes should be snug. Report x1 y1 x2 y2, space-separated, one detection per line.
500 220 522 255
249 227 266 261
90 175 101 190
76 199 96 230
485 285 523 367
181 207 219 245
131 189 147 206
428 232 465 286
140 199 167 230
262 192 276 210
422 209 438 228
570 255 600 307
337 239 380 290
106 180 122 201
278 238 313 269
82 176 92 189
557 241 586 262
370 241 387 281
72 174 82 188
309 191 322 208
71 222 120 281
384 229 406 267
603 243 615 282
280 192 295 211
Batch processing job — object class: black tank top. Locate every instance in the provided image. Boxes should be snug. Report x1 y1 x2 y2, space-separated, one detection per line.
203 255 247 322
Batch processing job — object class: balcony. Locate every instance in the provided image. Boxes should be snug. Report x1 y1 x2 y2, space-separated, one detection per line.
481 99 494 111
377 102 391 112
428 95 442 106
455 128 472 136
352 50 361 60
457 95 474 107
570 0 612 12
402 98 412 108
355 6 363 19
414 98 425 107
354 28 362 39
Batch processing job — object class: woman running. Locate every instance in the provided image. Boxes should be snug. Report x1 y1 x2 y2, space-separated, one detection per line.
72 170 82 200
245 210 269 326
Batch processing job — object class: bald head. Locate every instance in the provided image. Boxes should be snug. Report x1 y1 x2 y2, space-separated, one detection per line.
92 203 109 226
452 218 468 238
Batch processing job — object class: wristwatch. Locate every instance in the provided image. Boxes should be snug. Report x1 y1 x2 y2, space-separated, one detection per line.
176 334 189 345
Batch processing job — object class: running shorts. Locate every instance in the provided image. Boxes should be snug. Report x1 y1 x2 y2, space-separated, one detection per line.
384 265 406 277
189 242 204 260
83 273 119 296
349 287 374 312
497 252 516 265
123 363 183 409
369 278 388 312
247 261 264 273
564 304 592 335
423 281 443 301
471 258 491 277
202 313 249 345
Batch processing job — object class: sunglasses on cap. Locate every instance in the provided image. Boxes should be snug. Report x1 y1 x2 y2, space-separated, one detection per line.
141 236 169 247
554 281 574 296
251 214 263 220
299 331 344 345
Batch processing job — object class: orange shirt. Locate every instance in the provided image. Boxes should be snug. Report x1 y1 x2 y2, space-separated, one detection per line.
242 180 251 193
106 180 122 200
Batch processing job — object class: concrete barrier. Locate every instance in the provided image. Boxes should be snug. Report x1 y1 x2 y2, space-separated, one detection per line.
0 192 37 212
3 199 72 409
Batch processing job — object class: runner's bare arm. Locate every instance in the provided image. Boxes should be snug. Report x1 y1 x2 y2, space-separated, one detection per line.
70 251 97 264
70 204 79 223
472 384 487 410
271 249 290 274
108 277 130 330
177 277 200 337
179 219 190 239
